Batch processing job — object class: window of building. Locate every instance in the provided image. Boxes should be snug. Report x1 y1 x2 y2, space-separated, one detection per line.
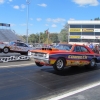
70 32 81 35
69 39 81 42
95 32 100 35
70 25 81 28
82 25 94 28
82 32 94 35
81 39 95 42
95 25 100 28
95 39 100 42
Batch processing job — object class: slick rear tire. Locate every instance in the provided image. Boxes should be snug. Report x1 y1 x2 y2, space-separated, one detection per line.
3 47 9 53
53 58 66 71
87 59 97 69
35 62 43 67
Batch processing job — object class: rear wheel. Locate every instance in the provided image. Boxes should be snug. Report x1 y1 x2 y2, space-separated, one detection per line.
53 58 65 71
3 47 9 53
35 62 43 67
87 59 97 68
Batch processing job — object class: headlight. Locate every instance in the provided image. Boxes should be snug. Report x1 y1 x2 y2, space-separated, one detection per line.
43 54 46 57
28 51 32 56
45 53 49 58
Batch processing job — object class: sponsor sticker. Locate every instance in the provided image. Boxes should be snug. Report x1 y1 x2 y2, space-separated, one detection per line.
69 28 81 32
70 35 81 39
68 55 87 59
82 29 94 32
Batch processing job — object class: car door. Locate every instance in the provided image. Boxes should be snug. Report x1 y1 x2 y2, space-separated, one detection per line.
16 43 29 52
9 42 18 52
67 45 90 66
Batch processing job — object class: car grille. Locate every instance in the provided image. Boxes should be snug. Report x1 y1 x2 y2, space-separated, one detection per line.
31 52 45 58
34 53 44 57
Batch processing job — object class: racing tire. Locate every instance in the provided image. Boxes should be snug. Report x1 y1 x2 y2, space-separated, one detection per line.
35 62 43 67
3 47 9 53
20 52 27 55
53 58 66 71
87 59 97 69
0 49 2 53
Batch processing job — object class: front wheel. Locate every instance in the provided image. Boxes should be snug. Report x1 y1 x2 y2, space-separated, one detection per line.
20 52 28 55
35 62 43 67
53 58 65 71
3 47 9 53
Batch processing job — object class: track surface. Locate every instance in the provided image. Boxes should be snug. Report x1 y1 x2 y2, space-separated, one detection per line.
0 61 100 100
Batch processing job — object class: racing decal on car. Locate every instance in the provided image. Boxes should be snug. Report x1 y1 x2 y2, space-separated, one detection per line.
66 60 90 66
10 46 22 51
50 59 56 64
68 55 87 59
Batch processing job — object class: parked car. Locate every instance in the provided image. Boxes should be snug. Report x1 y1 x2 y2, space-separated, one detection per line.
30 43 100 71
0 41 35 55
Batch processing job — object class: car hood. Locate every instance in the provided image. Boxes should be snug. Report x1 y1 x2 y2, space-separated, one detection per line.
30 48 71 54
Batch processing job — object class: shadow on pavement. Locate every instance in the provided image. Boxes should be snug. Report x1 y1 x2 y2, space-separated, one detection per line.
41 65 100 76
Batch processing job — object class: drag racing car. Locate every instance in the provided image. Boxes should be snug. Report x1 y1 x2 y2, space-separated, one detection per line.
30 44 100 71
0 41 35 55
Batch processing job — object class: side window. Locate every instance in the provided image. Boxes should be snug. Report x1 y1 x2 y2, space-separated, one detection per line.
16 43 28 47
20 43 25 47
74 46 81 52
20 43 28 47
23 44 28 47
80 46 89 52
16 43 21 46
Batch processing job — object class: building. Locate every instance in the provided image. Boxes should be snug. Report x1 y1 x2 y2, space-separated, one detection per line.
68 20 100 44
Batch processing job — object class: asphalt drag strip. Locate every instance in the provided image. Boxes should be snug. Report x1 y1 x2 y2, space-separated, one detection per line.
0 62 100 100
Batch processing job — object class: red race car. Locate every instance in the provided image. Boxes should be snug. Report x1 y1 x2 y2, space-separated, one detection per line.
30 44 100 71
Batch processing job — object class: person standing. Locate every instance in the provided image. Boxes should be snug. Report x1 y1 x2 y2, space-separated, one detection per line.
89 43 94 50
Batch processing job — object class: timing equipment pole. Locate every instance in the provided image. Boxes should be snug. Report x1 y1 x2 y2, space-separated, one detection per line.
26 0 31 44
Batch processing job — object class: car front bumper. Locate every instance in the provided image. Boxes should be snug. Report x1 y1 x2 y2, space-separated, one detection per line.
33 57 50 65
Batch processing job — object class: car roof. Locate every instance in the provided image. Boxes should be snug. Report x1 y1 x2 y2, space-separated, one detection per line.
10 41 25 43
58 43 85 46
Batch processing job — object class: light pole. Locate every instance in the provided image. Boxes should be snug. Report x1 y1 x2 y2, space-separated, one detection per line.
26 0 31 44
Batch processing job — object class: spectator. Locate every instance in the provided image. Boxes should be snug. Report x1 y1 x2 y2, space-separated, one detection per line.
93 45 99 54
89 43 94 50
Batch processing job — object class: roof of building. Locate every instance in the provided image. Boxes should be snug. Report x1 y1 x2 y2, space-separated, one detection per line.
68 20 100 25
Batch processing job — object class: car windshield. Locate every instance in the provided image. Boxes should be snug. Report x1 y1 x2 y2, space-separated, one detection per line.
55 44 72 51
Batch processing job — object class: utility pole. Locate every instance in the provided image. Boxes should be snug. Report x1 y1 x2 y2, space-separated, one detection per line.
39 32 40 44
26 0 31 44
45 29 49 45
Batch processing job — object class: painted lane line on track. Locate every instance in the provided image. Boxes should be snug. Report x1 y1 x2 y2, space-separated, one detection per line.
49 82 100 100
0 63 35 68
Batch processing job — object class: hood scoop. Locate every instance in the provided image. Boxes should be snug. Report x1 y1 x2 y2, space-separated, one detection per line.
41 48 52 50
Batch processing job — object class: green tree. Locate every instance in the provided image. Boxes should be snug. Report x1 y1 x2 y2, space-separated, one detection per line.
58 23 69 43
28 34 37 43
49 33 59 43
94 17 100 20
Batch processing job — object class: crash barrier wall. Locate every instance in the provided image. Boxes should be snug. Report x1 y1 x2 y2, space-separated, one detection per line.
0 55 31 63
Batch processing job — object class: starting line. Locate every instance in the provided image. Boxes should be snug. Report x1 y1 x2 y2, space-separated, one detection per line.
0 55 30 63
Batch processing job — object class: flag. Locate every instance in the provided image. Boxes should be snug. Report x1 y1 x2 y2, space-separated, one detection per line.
45 29 49 34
